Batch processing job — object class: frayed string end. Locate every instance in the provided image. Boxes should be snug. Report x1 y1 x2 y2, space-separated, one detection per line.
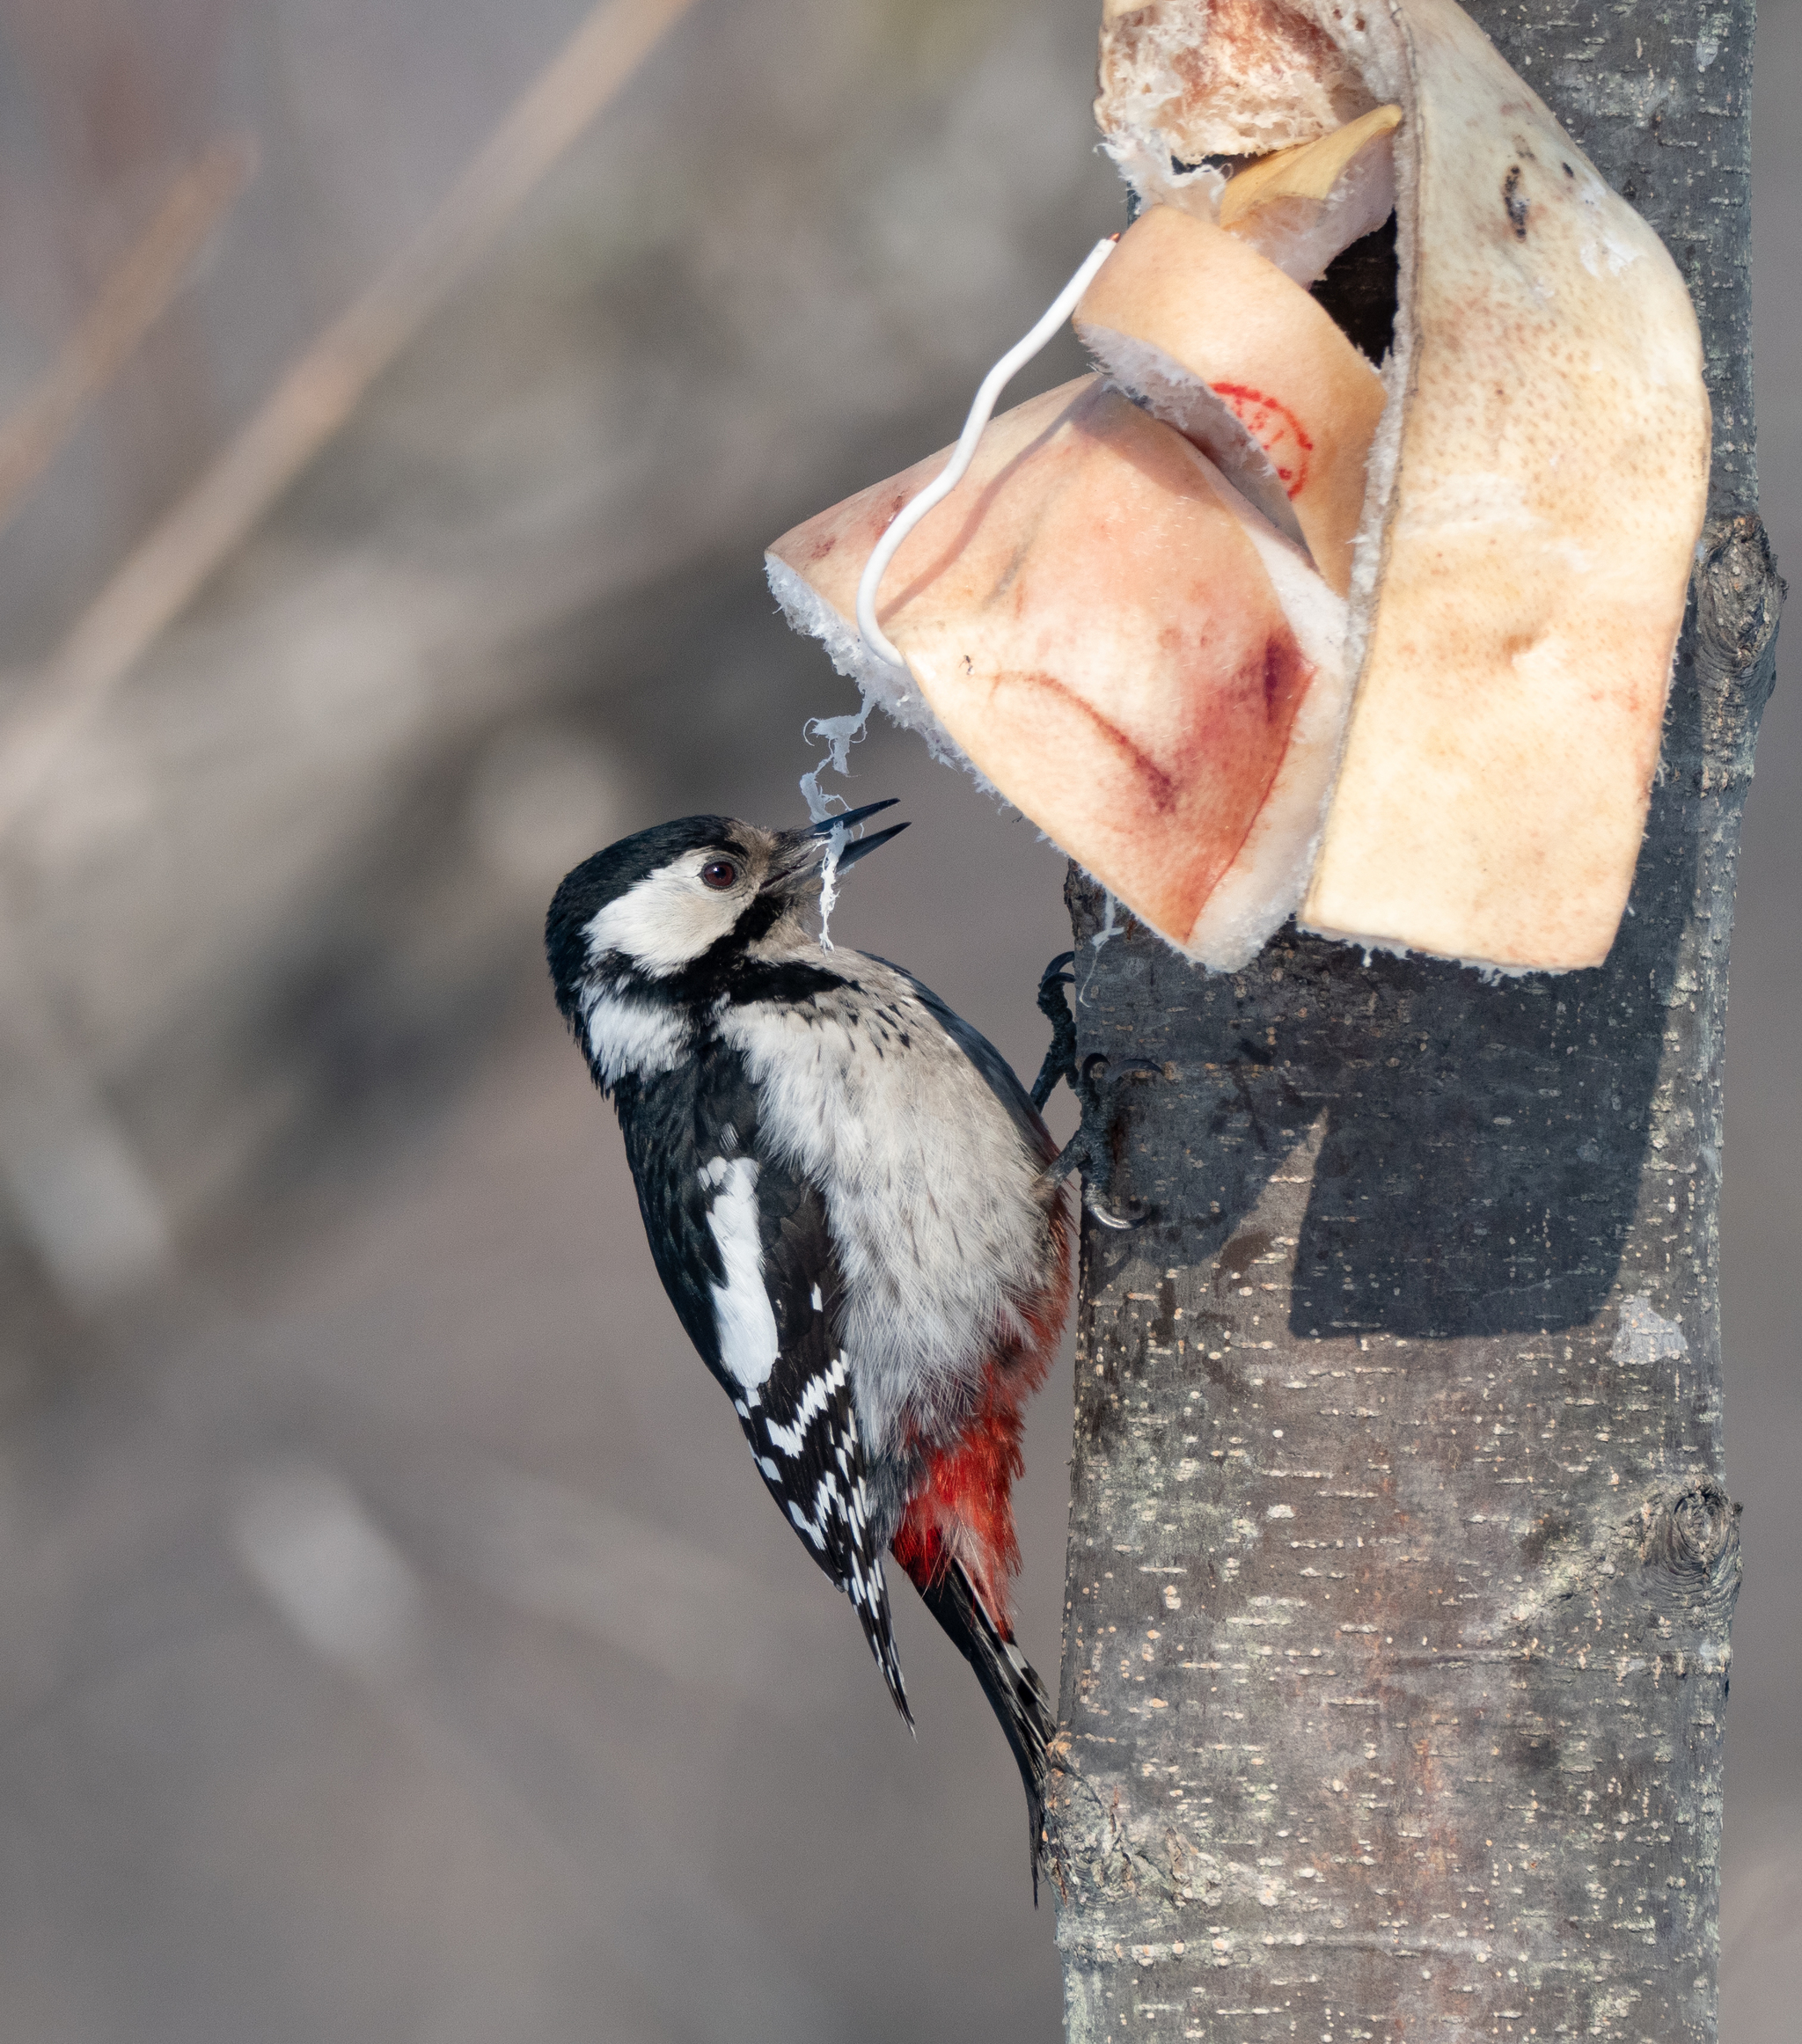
799 699 874 949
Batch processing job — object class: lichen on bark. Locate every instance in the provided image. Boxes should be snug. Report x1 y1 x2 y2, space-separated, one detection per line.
1045 4 1777 2039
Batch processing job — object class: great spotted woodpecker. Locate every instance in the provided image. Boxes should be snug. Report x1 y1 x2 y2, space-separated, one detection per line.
546 803 1077 1883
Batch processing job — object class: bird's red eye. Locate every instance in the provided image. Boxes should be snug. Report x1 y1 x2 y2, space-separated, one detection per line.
700 859 739 890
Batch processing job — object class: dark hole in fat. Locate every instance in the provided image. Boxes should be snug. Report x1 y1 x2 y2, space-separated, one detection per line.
1308 212 1399 366
1158 155 1402 364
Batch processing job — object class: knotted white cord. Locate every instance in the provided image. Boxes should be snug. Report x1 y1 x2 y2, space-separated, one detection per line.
854 238 1118 669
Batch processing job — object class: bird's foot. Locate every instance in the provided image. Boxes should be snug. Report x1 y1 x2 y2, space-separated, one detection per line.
1033 953 1155 1227
1047 1050 1156 1231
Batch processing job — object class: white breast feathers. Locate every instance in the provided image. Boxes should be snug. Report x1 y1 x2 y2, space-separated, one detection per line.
720 958 1056 1450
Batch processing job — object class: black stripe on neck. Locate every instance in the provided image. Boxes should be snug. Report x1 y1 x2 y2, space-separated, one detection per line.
667 900 847 1009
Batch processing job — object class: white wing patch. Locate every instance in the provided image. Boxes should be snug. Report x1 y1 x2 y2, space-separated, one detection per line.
702 1156 780 1388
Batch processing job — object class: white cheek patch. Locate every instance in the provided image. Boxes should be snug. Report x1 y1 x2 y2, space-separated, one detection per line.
584 859 744 976
703 1157 779 1388
583 991 688 1086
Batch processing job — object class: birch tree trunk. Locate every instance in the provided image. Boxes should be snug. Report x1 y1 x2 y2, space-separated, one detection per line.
1044 4 1779 2039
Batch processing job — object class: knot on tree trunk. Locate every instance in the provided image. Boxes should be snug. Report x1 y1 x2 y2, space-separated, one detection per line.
1693 510 1783 784
1635 1478 1742 1616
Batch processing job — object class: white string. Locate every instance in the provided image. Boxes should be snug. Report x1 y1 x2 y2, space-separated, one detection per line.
854 237 1118 669
798 706 871 949
812 824 846 950
1079 890 1121 1007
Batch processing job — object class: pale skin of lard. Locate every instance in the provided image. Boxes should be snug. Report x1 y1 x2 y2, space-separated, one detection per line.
1291 0 1710 969
768 377 1326 949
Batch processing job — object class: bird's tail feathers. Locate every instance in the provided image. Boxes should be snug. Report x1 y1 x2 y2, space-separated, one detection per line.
853 1559 913 1731
915 1556 1056 1899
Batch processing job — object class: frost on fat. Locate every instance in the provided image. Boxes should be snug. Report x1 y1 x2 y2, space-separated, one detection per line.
1087 325 1303 546
772 568 990 947
796 700 875 950
765 553 981 786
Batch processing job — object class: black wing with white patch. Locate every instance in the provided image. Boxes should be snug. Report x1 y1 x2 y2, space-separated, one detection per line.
615 1048 907 1720
614 1056 738 1381
733 1157 909 1722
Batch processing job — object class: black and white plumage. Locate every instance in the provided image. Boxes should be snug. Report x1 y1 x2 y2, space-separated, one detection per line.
546 806 1072 1882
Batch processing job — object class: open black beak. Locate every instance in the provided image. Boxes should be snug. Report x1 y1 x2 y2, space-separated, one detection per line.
807 797 899 839
831 821 909 870
773 799 910 890
810 798 910 872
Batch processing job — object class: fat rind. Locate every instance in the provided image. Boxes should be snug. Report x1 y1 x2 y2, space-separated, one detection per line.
1186 494 1351 968
1080 322 1304 544
1075 207 1388 596
1300 0 1708 971
1226 129 1399 284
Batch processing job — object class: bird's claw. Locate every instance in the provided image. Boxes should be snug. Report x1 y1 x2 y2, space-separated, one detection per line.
1029 952 1077 1112
1045 1048 1155 1230
1033 955 1156 1225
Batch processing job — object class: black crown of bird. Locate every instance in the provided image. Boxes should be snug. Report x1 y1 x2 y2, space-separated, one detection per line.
546 800 1139 1889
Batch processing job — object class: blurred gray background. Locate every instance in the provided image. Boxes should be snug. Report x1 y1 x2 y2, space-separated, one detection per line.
0 2 1791 2039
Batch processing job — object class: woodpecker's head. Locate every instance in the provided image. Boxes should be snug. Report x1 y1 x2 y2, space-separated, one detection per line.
546 802 905 1021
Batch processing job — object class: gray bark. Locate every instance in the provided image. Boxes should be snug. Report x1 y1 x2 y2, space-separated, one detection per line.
1045 4 1779 2040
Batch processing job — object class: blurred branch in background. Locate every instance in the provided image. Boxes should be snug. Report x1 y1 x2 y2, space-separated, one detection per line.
226 1447 849 2044
0 136 253 539
0 0 702 836
0 0 702 1325
0 129 252 1313
0 922 172 1303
